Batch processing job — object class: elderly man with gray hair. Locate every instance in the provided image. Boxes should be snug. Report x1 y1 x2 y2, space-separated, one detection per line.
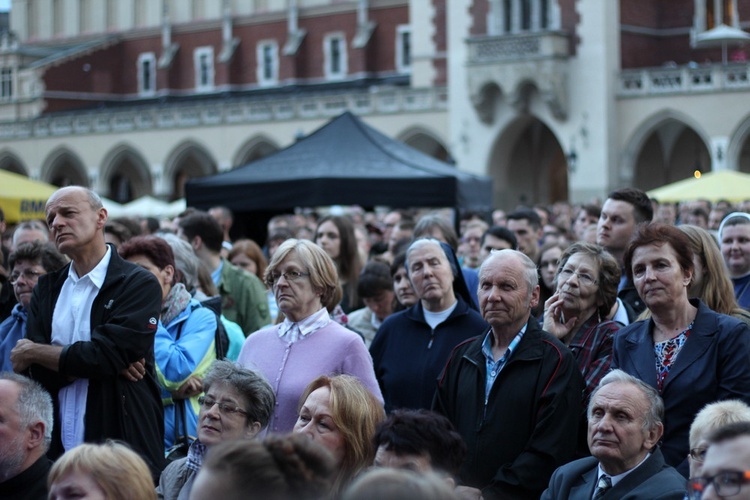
542 369 686 499
433 249 583 499
0 372 54 500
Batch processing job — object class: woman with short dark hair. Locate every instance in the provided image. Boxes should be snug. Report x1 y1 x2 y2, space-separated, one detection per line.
612 222 750 476
119 235 218 450
542 242 620 400
156 359 276 500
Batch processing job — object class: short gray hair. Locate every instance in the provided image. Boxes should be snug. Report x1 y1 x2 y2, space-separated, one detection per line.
85 188 104 210
159 232 200 290
588 369 664 433
12 220 49 248
203 360 276 429
0 372 54 450
479 249 539 293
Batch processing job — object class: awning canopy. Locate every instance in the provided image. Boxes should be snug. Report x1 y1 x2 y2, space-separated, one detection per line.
0 170 57 224
186 112 493 213
647 170 750 203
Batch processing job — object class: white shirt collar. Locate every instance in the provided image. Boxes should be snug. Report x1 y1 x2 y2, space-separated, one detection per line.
278 307 330 340
597 452 651 488
68 245 111 288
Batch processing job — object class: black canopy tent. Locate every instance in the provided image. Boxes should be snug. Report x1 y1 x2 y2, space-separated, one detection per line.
186 111 493 241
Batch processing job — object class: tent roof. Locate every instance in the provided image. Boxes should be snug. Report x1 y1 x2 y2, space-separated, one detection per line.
186 112 493 211
647 170 750 203
0 170 57 223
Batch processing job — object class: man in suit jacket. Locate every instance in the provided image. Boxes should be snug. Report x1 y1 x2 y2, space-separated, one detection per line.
541 370 686 500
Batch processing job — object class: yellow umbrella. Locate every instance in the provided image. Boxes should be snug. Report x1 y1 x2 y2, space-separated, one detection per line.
647 170 750 203
0 170 57 224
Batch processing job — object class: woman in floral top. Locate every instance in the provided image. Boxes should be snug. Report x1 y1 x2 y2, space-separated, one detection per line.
612 222 750 478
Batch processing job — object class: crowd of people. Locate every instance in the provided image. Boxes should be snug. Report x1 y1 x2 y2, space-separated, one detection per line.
2 185 750 499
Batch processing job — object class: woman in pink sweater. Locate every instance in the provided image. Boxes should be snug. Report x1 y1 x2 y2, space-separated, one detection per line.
237 238 382 434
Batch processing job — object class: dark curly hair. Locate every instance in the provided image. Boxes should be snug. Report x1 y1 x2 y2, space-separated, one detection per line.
201 434 335 500
373 409 467 478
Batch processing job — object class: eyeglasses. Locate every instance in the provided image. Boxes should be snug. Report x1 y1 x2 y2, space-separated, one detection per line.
558 268 598 286
688 470 750 499
267 270 310 286
197 396 250 418
9 269 44 285
690 447 707 462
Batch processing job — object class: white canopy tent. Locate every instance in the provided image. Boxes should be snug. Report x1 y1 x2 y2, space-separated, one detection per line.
102 196 186 219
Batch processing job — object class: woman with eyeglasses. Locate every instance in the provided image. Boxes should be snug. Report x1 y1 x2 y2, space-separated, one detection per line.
0 241 67 372
542 242 621 402
156 359 276 500
237 238 382 435
612 222 750 477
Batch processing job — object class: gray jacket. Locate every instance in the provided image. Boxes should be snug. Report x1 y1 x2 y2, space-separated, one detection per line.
156 458 196 500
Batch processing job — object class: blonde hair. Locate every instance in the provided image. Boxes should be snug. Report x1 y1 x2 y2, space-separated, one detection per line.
689 400 750 448
48 441 156 500
680 225 742 315
298 375 385 494
265 238 341 310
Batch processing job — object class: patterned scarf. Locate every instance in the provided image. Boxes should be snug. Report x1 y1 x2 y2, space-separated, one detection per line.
161 283 192 326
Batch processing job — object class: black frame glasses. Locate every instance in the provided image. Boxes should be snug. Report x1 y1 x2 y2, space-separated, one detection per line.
688 470 750 499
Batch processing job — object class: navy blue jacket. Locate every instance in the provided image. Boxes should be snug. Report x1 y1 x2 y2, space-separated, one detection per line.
612 299 750 476
370 295 487 411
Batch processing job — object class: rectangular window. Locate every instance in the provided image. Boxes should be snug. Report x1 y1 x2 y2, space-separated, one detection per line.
256 41 279 86
324 33 347 80
194 46 215 91
53 0 64 36
396 25 411 73
137 52 156 96
0 68 13 99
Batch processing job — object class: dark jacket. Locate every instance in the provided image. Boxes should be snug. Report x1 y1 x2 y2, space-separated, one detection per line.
24 247 165 478
370 296 487 411
540 448 685 500
612 299 750 476
618 274 644 322
0 455 52 500
433 316 584 500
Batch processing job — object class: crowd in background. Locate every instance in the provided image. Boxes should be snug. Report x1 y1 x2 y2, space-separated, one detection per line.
2 189 750 500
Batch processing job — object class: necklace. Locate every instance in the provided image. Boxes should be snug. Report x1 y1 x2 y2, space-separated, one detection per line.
654 312 696 342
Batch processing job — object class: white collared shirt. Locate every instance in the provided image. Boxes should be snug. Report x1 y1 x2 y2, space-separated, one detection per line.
52 246 112 452
278 307 330 343
595 452 651 495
